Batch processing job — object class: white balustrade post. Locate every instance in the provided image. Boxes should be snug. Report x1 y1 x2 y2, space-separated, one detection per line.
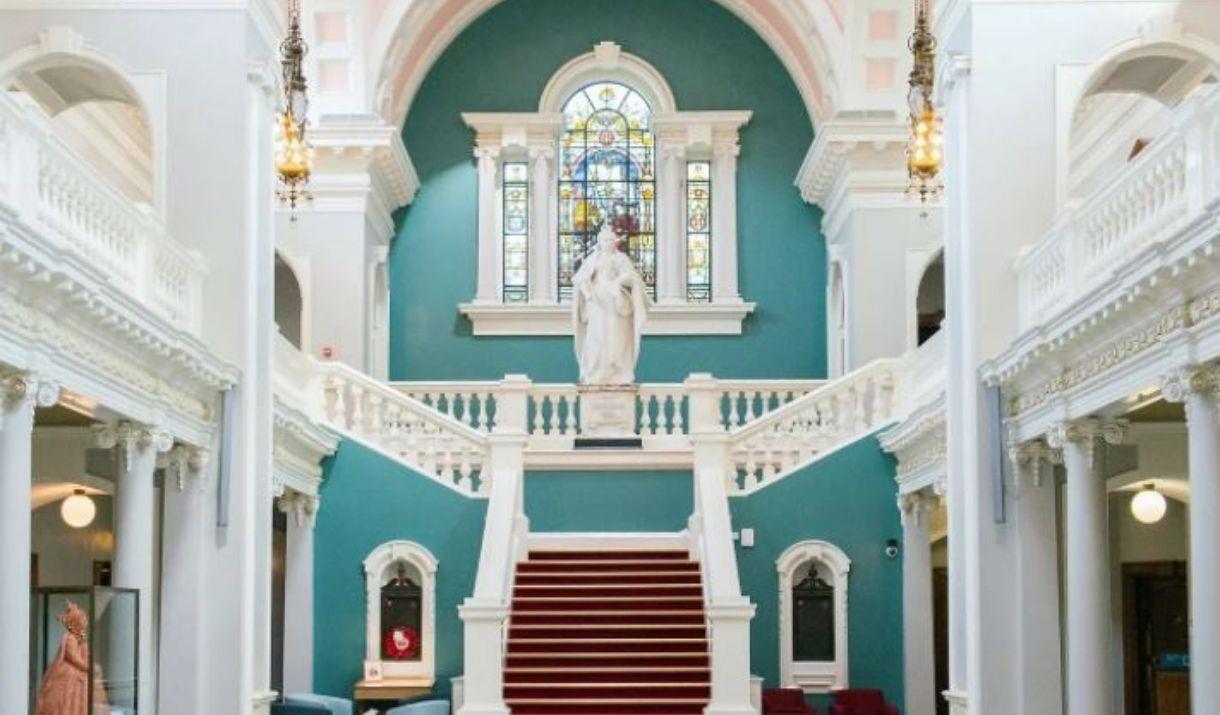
475 146 501 304
98 421 173 715
0 373 58 715
687 373 754 715
1048 419 1123 715
529 147 554 303
658 142 686 303
899 490 938 715
1163 366 1220 710
711 142 741 303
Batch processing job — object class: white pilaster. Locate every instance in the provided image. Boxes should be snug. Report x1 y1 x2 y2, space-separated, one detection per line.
1011 442 1064 715
529 146 555 303
0 373 58 715
1048 419 1124 715
1163 366 1220 711
899 490 938 715
279 491 319 695
658 142 686 303
98 421 172 715
711 142 741 303
475 146 501 303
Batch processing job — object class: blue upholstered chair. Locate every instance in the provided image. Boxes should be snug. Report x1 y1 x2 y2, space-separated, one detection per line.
385 699 450 715
283 693 355 715
270 702 329 715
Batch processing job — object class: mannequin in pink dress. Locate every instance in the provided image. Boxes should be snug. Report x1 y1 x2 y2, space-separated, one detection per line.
35 601 109 715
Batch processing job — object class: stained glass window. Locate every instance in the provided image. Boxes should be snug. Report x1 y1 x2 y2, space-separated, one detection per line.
558 82 656 301
686 161 712 302
502 162 529 303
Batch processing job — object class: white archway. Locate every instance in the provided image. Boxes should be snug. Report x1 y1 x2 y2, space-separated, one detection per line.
362 540 439 681
776 539 851 693
367 0 840 132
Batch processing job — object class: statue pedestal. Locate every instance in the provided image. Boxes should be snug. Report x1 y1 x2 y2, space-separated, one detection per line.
577 384 641 447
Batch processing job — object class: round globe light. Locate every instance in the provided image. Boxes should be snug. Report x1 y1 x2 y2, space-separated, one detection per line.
1130 485 1167 525
60 490 96 529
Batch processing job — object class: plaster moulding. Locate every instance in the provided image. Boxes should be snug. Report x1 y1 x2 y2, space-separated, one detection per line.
272 394 340 499
458 301 756 336
878 394 947 495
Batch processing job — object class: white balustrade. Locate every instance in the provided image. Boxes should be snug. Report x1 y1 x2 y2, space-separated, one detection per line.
0 92 205 334
725 360 903 493
529 384 581 437
716 379 824 429
319 363 490 495
1016 86 1220 332
393 382 501 433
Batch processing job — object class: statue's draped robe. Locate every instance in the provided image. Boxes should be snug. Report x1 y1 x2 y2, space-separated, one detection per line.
573 249 649 384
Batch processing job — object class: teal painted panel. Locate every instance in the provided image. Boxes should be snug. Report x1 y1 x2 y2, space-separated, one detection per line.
730 436 904 711
391 0 825 383
525 470 693 532
313 439 487 699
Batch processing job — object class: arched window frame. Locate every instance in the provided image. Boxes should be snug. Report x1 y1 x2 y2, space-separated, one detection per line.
362 540 438 682
776 539 851 693
459 42 754 336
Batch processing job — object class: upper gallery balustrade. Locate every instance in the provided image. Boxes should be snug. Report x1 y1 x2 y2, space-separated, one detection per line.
0 92 205 334
1016 85 1220 333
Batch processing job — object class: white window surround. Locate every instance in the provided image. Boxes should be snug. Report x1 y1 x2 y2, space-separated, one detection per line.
777 539 851 693
458 41 755 336
363 540 438 682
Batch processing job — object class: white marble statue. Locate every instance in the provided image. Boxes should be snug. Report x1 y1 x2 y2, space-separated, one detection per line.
572 224 651 385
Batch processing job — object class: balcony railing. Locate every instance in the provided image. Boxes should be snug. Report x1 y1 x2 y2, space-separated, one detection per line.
1016 86 1220 332
0 92 205 334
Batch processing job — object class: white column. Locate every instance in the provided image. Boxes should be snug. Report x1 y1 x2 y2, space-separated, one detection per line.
529 146 554 303
899 490 938 715
1012 442 1064 715
99 421 172 715
711 142 740 303
1049 419 1122 715
1163 366 1220 710
0 373 57 715
657 143 686 303
280 492 318 694
475 146 501 303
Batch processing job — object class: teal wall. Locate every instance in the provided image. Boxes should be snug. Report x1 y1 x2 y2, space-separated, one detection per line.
313 440 487 699
525 470 693 532
391 0 825 383
730 435 904 711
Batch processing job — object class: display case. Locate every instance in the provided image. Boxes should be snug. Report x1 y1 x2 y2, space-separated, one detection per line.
30 587 139 715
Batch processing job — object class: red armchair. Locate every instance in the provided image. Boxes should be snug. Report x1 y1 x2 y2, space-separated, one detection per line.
828 689 899 715
762 688 818 715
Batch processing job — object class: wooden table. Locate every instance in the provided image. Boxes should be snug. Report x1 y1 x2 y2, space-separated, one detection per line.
353 677 434 713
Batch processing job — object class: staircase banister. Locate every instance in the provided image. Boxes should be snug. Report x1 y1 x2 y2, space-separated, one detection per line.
317 361 490 444
729 358 905 442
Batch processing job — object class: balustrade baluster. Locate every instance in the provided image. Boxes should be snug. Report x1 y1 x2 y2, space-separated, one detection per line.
663 395 676 435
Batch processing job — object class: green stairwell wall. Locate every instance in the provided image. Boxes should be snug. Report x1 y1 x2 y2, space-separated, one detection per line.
730 434 905 711
524 470 693 532
390 0 825 383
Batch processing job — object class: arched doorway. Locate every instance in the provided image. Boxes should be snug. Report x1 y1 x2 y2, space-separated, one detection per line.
275 252 304 349
915 251 944 345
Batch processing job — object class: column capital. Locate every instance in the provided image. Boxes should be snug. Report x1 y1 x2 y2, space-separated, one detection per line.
1161 363 1220 403
0 370 60 409
157 443 209 491
1045 418 1127 450
473 145 501 161
94 421 174 469
897 489 940 527
527 144 555 161
713 141 741 159
276 489 320 528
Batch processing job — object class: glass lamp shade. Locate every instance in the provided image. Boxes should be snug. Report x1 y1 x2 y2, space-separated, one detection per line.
1130 485 1167 525
61 490 96 529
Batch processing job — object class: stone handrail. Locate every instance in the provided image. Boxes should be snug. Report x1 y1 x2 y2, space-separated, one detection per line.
0 92 205 334
724 359 904 494
1016 85 1220 332
316 361 491 496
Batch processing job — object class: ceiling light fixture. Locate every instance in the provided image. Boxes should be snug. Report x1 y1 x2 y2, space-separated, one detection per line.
275 0 313 218
61 489 96 529
1130 483 1168 525
905 0 943 209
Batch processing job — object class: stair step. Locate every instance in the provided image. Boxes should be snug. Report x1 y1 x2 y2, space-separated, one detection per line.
511 612 706 625
519 561 699 574
516 573 702 585
515 585 703 598
528 550 691 561
505 653 711 669
512 597 705 612
508 639 707 654
505 700 707 715
506 668 710 684
510 625 706 640
506 684 711 698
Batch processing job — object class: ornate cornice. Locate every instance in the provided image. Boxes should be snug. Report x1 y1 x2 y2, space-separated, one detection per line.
272 393 340 499
795 114 909 209
878 395 947 494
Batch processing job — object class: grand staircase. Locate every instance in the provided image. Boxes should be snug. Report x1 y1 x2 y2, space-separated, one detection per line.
504 548 712 714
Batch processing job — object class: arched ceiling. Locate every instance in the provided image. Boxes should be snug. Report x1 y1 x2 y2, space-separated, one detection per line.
367 0 843 131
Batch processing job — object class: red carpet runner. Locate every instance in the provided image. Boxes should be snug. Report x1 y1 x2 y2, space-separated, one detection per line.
505 549 711 714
